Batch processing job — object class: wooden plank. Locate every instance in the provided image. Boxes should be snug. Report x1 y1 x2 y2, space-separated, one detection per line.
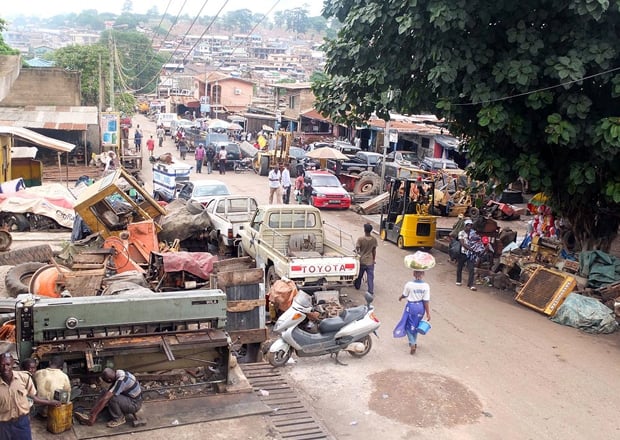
215 268 264 287
355 191 389 215
227 298 264 312
212 256 253 271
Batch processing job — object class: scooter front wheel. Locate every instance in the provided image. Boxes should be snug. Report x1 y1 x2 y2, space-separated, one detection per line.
267 347 292 367
349 335 373 358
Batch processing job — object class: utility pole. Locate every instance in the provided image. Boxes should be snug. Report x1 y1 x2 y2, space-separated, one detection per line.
109 31 114 111
380 120 390 192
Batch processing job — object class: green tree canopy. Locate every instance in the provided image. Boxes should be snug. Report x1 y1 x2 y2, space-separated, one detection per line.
0 18 19 55
314 0 620 251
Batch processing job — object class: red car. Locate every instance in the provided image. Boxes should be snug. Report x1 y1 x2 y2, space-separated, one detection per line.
306 170 351 209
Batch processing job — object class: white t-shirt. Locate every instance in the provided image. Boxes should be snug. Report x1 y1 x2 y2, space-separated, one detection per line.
281 168 291 188
402 279 430 302
458 229 470 254
218 148 227 160
268 169 281 189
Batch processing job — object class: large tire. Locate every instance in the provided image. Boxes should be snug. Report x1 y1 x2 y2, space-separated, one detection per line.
349 335 373 358
0 244 53 266
0 213 30 232
5 262 46 297
353 171 381 196
266 265 280 289
0 265 14 298
259 156 270 176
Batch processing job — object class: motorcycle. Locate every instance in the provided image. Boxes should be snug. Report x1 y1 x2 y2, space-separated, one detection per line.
267 291 380 367
234 157 254 174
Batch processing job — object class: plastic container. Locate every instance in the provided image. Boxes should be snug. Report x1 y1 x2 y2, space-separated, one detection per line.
417 320 431 335
47 402 73 434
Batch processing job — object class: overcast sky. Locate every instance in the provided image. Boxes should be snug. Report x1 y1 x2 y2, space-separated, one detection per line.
2 0 325 19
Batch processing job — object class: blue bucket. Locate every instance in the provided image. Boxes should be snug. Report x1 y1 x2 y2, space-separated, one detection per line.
417 320 431 335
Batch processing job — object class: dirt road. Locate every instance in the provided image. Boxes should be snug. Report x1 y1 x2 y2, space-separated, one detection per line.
31 115 620 439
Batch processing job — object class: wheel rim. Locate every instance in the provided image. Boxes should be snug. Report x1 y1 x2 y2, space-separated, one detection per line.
380 229 387 241
266 265 280 288
397 236 404 248
350 335 372 357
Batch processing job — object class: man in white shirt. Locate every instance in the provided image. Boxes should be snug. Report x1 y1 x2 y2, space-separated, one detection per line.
280 162 292 204
268 165 282 204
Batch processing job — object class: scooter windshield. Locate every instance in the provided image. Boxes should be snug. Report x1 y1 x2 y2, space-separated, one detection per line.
293 290 313 310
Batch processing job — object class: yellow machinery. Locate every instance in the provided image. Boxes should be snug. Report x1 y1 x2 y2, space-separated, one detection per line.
74 168 166 239
252 130 293 176
380 177 437 249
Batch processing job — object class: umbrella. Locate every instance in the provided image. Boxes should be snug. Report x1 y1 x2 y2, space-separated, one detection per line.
305 147 348 160
262 124 274 132
207 119 230 130
227 122 243 130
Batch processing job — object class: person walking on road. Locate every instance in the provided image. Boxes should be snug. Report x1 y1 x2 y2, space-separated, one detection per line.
354 223 378 295
178 137 188 160
194 144 205 174
268 164 282 204
280 162 291 204
294 169 305 204
393 270 431 355
156 125 165 148
146 135 155 157
134 125 143 153
205 145 215 174
456 218 477 291
218 145 227 174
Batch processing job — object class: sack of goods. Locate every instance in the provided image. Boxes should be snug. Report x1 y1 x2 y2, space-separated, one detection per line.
404 251 436 270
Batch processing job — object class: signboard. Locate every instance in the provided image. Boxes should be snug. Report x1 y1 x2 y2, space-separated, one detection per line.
100 112 120 149
389 129 399 144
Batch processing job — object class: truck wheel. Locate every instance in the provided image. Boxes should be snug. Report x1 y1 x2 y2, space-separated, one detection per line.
0 244 53 266
380 228 387 241
397 235 405 249
5 262 46 296
349 335 372 358
266 265 280 288
353 172 380 196
267 347 292 367
0 265 13 298
259 156 270 176
0 213 30 232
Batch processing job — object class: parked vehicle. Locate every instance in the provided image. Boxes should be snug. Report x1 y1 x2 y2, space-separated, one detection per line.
380 176 438 249
419 157 464 175
252 131 293 176
234 157 254 173
152 160 193 202
267 290 380 367
238 204 359 290
156 113 178 135
327 151 382 175
305 170 351 209
332 140 361 157
0 179 76 232
288 146 319 175
177 179 231 205
374 151 428 183
170 118 197 134
203 195 258 255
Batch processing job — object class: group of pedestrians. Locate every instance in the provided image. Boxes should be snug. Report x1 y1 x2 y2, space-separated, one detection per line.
267 162 292 204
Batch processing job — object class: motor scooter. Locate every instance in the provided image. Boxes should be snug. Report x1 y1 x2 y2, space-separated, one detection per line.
267 291 380 367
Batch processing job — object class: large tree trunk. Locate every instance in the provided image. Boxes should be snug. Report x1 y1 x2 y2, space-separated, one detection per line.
568 210 619 253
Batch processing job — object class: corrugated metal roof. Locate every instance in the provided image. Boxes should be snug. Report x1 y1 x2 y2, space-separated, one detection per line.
0 125 75 152
0 106 98 131
300 109 331 123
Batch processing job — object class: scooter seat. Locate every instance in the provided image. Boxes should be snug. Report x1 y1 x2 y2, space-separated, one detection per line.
318 305 367 333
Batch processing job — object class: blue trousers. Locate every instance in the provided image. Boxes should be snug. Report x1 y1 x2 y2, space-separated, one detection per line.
393 301 425 346
0 414 31 440
354 264 375 294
